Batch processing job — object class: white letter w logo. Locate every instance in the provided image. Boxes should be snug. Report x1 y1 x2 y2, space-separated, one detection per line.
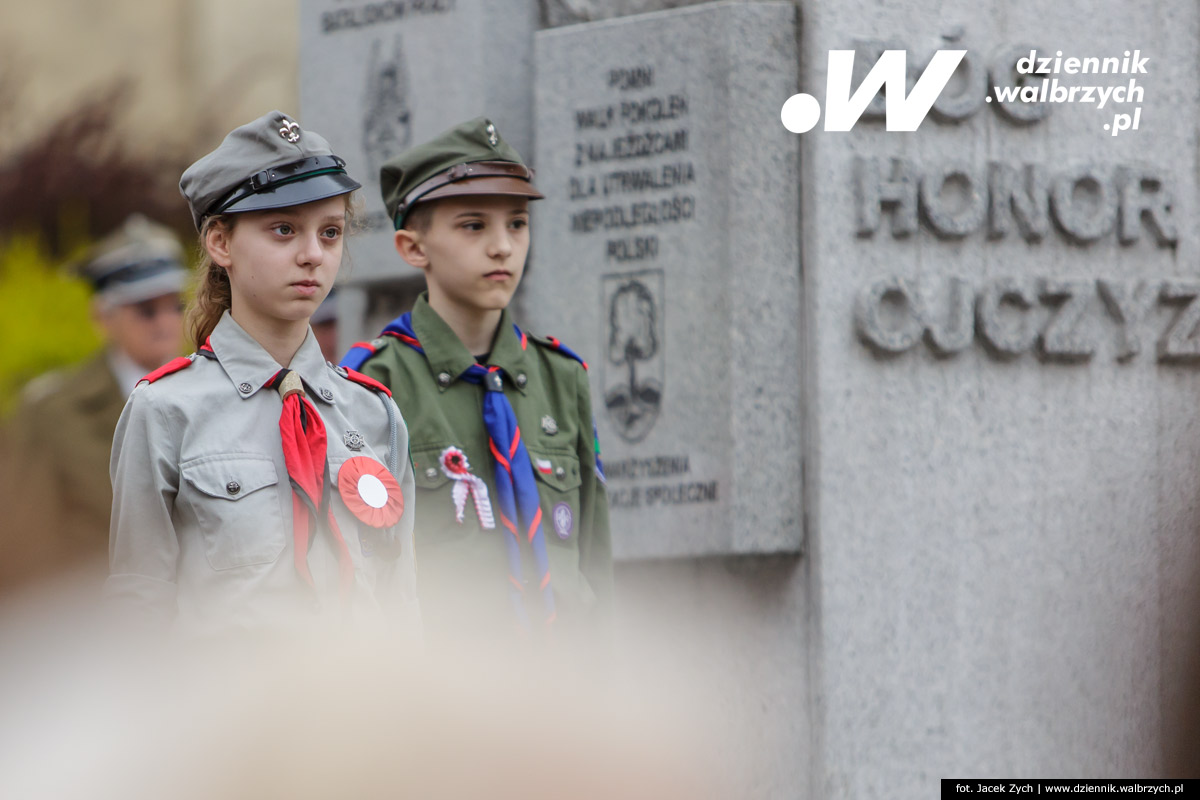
781 49 966 133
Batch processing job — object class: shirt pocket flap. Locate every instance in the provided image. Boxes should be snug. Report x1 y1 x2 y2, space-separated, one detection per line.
411 447 451 490
182 455 279 501
529 451 582 493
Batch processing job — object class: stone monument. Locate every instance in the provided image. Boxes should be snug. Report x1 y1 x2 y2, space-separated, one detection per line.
529 1 802 559
297 0 1200 795
799 1 1199 794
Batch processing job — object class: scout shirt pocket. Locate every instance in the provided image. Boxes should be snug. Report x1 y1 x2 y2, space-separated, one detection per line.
529 449 583 528
529 449 596 610
409 443 496 540
180 454 287 570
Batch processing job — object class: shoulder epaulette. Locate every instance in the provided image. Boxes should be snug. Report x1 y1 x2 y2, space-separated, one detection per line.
139 340 215 385
527 332 588 370
140 355 197 385
337 366 392 397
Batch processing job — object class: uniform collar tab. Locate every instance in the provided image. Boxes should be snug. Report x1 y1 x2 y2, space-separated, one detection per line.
209 312 333 401
411 296 528 392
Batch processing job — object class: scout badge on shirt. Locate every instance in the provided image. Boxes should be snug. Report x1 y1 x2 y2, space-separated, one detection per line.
440 446 495 529
338 456 405 528
535 458 573 538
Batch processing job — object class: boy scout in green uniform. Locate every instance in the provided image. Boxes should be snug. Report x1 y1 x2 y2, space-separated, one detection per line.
341 118 612 643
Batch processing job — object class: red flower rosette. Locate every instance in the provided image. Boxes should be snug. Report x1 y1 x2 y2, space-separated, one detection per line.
337 456 405 528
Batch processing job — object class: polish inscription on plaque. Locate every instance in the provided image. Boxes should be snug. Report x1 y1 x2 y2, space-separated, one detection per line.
564 64 718 518
532 3 801 557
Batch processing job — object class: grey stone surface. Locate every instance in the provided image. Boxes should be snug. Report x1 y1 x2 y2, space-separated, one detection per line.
804 0 1200 795
526 1 802 558
298 0 539 341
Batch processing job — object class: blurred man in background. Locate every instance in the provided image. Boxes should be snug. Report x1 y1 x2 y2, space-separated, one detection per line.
0 214 188 595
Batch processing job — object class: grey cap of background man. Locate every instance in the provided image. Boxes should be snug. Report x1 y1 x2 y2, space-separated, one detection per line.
74 214 188 306
380 116 543 229
179 110 362 231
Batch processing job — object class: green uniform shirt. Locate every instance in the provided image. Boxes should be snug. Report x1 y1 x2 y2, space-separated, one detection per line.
358 294 612 640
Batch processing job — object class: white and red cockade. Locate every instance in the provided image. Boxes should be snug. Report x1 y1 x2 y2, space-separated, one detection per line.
338 456 405 528
439 446 496 529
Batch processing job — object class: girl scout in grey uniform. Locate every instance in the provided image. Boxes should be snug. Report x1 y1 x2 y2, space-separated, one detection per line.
106 112 420 637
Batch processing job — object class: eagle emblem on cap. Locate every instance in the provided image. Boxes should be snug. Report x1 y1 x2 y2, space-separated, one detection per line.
486 122 499 147
278 119 302 143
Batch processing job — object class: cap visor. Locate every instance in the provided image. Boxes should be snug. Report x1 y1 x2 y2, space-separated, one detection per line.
222 172 363 216
420 175 544 204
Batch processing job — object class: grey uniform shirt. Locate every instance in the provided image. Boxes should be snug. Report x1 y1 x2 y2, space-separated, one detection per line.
106 311 419 638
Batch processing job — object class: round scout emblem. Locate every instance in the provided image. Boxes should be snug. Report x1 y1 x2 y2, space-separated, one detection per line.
440 446 495 529
552 502 574 539
338 457 404 528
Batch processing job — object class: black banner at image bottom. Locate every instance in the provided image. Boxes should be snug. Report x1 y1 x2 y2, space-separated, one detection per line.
941 780 1196 798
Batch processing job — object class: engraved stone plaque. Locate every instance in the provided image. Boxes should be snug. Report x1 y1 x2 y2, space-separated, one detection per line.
526 2 802 558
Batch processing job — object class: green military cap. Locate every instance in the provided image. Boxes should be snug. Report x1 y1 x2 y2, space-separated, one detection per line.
179 110 361 231
380 116 543 229
74 214 188 305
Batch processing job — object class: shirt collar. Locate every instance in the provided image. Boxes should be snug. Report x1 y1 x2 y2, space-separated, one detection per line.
410 294 530 393
209 311 335 403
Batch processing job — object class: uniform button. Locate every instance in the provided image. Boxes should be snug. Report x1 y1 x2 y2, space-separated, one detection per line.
320 387 334 401
238 382 252 394
226 481 241 495
555 467 566 478
516 373 527 388
425 467 438 479
438 372 452 387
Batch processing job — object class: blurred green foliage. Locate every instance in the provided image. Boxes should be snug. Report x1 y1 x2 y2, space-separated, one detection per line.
0 235 102 417
0 79 196 418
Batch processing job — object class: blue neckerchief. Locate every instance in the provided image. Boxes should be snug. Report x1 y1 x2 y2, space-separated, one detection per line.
346 312 556 630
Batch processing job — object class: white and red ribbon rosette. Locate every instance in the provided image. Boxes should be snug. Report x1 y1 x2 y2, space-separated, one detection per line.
440 446 495 529
338 456 405 528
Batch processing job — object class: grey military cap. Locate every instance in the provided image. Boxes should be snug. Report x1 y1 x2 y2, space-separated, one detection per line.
179 110 361 230
75 214 188 305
